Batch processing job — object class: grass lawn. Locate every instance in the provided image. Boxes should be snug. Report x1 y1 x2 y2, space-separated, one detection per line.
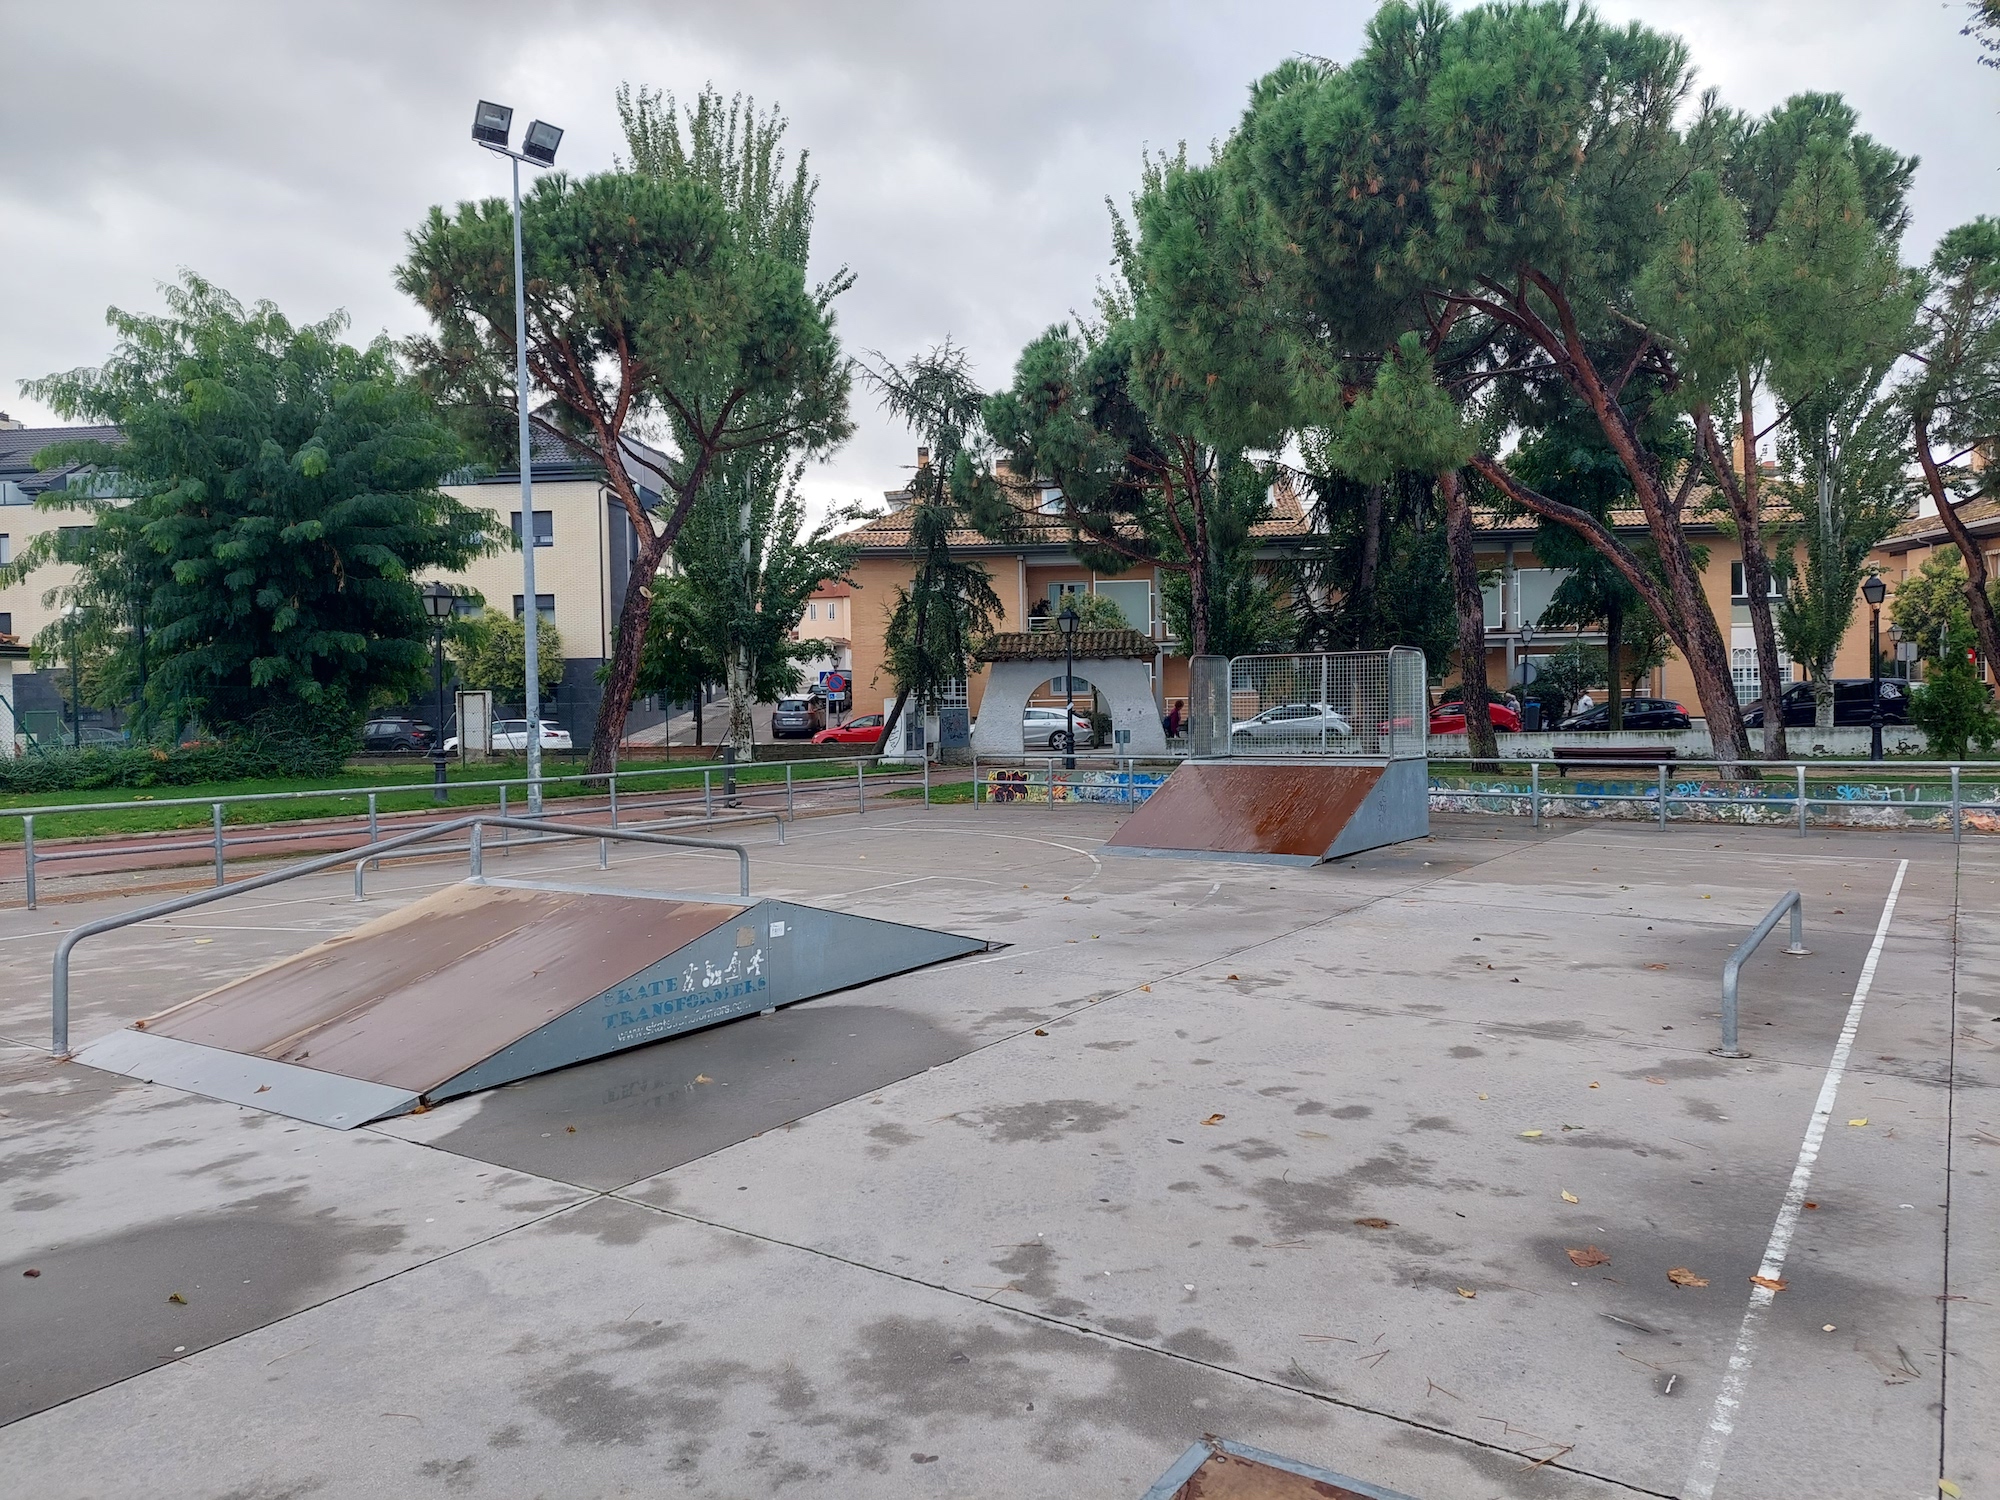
0 756 868 843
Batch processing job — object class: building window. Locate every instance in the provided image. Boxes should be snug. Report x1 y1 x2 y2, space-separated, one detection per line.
512 594 556 624
0 533 9 565
807 603 817 620
1038 486 1065 514
827 601 837 621
1729 562 1781 601
511 510 554 547
0 612 12 636
452 595 482 619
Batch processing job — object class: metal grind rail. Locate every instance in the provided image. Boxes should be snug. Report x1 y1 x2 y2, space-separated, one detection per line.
5 754 932 908
1433 757 2000 842
47 816 752 1058
1714 891 1810 1059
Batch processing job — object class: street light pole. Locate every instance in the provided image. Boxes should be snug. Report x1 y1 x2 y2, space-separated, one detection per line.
474 101 563 814
422 582 457 803
1861 574 1886 762
1059 606 1079 771
63 606 80 750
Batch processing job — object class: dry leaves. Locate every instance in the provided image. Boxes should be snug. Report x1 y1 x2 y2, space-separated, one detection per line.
1455 1287 1477 1299
1560 1190 1579 1204
1565 1246 1611 1269
1200 1113 1226 1126
1848 1117 1869 1127
1644 1076 1667 1085
1354 1217 1395 1230
693 1074 714 1085
1139 984 1152 992
1520 1129 1544 1138
1033 1029 1049 1037
1749 1275 1789 1292
167 1292 187 1305
1667 1267 1708 1288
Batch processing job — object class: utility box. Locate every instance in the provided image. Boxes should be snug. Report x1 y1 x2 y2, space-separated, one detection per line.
455 690 494 762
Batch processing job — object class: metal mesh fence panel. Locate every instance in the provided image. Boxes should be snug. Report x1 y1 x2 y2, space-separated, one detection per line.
1225 649 1427 759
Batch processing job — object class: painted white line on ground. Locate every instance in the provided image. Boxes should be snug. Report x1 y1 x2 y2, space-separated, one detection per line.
1680 856 1909 1500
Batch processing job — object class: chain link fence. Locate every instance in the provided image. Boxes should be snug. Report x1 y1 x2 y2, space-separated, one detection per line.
1223 648 1427 759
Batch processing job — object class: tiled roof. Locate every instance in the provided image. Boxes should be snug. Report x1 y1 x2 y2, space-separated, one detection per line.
844 465 1312 555
1882 497 2000 548
1469 479 1807 537
0 423 121 497
973 629 1159 663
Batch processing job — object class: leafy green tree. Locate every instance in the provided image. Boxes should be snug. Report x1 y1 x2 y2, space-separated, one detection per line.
399 138 851 770
1526 641 1610 726
627 575 723 733
616 84 855 760
1967 0 2000 68
864 344 1005 750
1285 466 1457 671
451 608 564 701
14 274 490 745
1909 650 2000 759
1889 547 1981 660
1904 218 2000 679
1240 2 1763 766
1049 592 1133 630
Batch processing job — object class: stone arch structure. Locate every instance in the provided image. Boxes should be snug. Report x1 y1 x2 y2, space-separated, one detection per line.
970 630 1168 756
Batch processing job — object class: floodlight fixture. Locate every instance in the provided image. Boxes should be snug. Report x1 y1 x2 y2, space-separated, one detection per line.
472 100 514 149
521 120 564 166
1860 575 1886 608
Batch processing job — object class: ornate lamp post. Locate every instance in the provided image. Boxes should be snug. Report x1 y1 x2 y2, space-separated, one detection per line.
1058 606 1079 771
62 605 81 750
421 581 458 802
1861 574 1886 762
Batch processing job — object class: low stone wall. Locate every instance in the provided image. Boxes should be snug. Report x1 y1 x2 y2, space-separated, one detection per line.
1427 723 1930 761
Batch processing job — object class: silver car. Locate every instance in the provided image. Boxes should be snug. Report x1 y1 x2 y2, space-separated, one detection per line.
1230 702 1353 749
1023 705 1095 750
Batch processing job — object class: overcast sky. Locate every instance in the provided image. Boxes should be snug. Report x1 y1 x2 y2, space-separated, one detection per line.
6 1 1997 519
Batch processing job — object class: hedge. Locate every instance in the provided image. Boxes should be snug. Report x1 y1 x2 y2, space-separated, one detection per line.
0 717 353 796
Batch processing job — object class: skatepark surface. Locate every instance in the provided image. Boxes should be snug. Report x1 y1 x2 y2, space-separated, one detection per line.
1 804 1992 1499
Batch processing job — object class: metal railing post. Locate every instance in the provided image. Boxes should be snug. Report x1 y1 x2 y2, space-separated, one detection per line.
1530 761 1541 829
1952 766 1962 844
1715 890 1810 1059
1796 764 1808 837
786 763 794 819
972 752 980 807
469 821 484 878
857 760 866 814
1657 763 1669 830
499 785 508 856
598 835 609 868
367 792 378 844
704 770 713 819
212 803 225 887
923 755 931 808
608 772 618 827
23 814 35 911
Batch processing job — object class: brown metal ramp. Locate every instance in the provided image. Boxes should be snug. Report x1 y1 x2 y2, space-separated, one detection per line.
1103 759 1429 866
76 878 992 1127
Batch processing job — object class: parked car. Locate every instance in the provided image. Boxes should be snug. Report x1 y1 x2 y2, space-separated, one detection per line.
1556 697 1692 731
362 716 434 752
445 719 574 753
770 696 827 738
76 726 131 748
1231 702 1353 745
1023 705 1096 751
1434 691 1522 717
1741 680 1910 728
813 713 885 745
1429 701 1524 734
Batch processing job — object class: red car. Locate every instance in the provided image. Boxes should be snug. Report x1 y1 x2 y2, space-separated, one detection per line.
812 713 885 745
1429 701 1523 735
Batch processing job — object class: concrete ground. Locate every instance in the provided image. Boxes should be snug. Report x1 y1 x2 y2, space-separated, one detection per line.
0 804 1991 1499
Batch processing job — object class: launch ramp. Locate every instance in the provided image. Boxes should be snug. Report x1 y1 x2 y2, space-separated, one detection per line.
1103 759 1428 866
75 878 990 1128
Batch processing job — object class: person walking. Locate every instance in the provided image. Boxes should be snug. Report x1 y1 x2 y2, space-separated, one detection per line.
1164 699 1185 739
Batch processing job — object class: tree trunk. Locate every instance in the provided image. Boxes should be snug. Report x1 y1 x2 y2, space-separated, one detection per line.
1188 506 1213 661
726 643 756 763
590 562 662 773
1726 384 1789 761
693 685 704 748
1814 675 1834 730
879 561 934 755
1606 594 1624 731
1442 471 1498 763
1917 409 2000 680
1357 482 1384 648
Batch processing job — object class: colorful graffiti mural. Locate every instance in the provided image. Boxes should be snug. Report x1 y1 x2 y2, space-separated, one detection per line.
1428 773 2000 831
984 768 1169 805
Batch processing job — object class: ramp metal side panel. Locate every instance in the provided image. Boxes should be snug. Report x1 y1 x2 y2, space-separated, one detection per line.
72 1029 419 1129
1104 760 1384 861
135 883 744 1094
427 899 992 1102
1325 756 1429 857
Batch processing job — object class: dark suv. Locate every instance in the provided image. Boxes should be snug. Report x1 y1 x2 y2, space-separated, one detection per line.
1741 679 1910 727
1557 697 1692 731
770 696 826 738
361 716 435 752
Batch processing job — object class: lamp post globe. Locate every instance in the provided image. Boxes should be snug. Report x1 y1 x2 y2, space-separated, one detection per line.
1860 575 1886 762
472 100 563 814
422 581 457 802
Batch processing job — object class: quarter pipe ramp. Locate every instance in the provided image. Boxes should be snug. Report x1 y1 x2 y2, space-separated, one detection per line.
1102 758 1428 866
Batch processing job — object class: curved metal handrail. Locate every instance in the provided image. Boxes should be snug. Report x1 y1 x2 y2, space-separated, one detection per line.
48 816 750 1058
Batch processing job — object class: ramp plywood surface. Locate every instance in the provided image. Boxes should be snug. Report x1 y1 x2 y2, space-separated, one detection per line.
1105 761 1383 860
138 884 743 1094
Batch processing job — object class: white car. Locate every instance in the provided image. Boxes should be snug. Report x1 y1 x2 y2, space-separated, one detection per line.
1022 705 1096 750
444 718 573 753
1230 702 1353 746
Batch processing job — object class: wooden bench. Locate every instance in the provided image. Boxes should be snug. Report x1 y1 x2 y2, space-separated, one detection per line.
1550 745 1677 777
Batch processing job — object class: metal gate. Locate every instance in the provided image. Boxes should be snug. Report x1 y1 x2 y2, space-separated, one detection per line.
1225 648 1427 759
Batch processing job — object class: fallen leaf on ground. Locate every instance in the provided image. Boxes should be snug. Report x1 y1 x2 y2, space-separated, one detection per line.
21 1269 39 1278
1644 1076 1667 1085
1940 1481 1962 1498
1566 1246 1611 1268
1823 1324 1837 1332
1804 1201 1819 1210
1520 1129 1544 1138
1455 1287 1477 1299
167 1292 187 1305
1033 1029 1049 1036
1588 1082 1600 1089
254 1084 271 1094
1667 1267 1708 1288
1561 1123 1585 1131
1139 984 1152 992
693 1075 714 1085
1226 973 1239 980
1477 1093 1489 1100
1848 1117 1869 1127
194 937 214 945
1749 1275 1788 1292
1200 1113 1226 1126
1644 963 1667 970
1561 1190 1579 1204
565 1125 576 1133
1354 1217 1395 1230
